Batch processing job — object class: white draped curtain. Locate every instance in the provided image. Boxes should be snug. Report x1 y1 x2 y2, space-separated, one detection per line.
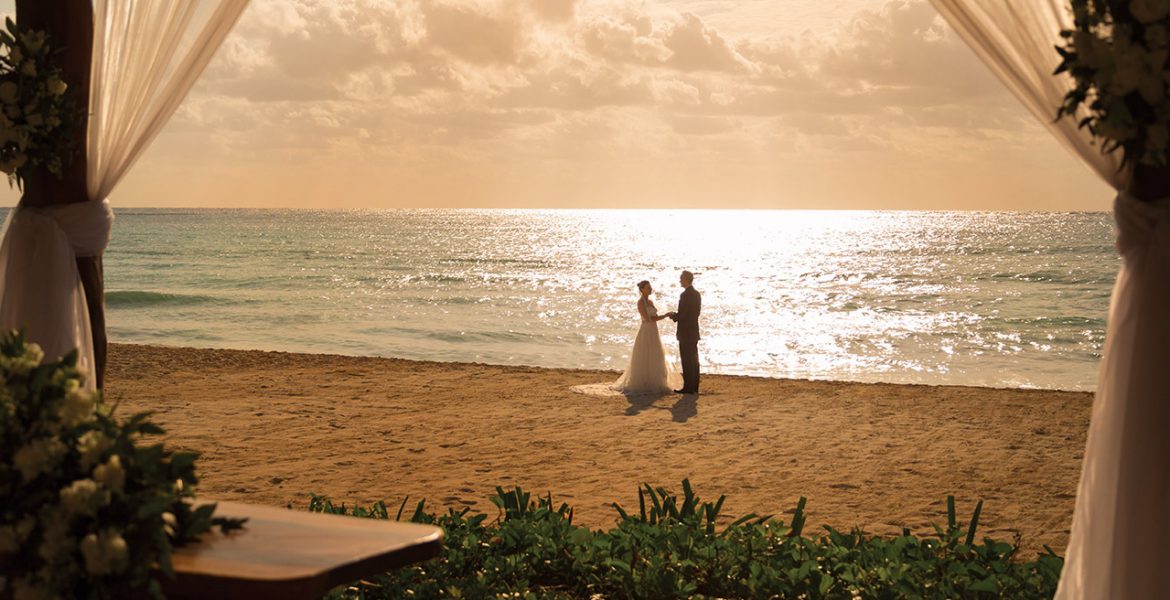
0 0 248 390
89 0 250 201
930 1 1168 598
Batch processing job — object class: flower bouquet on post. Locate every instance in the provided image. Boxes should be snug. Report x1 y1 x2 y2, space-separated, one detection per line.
0 17 79 188
0 331 245 599
1057 0 1170 171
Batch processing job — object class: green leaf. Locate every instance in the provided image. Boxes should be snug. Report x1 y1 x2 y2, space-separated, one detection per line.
965 500 983 547
968 577 1000 593
819 573 835 595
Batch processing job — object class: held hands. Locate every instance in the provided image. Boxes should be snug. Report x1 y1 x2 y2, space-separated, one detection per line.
667 311 678 321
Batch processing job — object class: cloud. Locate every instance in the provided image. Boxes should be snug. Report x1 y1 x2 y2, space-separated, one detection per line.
520 0 577 22
580 14 669 65
423 2 522 64
820 0 1004 100
496 68 655 110
663 13 753 72
138 0 1081 209
667 114 739 136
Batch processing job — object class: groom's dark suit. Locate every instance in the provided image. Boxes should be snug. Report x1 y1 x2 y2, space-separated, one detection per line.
671 286 701 392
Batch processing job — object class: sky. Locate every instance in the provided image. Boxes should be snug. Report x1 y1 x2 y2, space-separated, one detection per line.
1 0 1113 210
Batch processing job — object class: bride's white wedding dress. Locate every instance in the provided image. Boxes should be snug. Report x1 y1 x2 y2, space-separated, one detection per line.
611 301 681 395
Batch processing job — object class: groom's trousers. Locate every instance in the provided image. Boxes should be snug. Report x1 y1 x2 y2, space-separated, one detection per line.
680 340 700 392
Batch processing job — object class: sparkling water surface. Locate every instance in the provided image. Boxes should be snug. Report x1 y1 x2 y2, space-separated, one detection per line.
101 209 1116 391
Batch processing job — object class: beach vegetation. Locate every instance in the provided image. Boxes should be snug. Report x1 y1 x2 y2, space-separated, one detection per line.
313 480 1062 599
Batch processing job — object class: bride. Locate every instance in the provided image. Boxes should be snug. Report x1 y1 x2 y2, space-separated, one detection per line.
612 281 682 395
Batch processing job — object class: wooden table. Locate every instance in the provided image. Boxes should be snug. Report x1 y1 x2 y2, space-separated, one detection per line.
163 501 443 600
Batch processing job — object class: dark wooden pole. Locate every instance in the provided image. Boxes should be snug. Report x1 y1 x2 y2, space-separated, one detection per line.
15 0 106 389
1129 164 1170 203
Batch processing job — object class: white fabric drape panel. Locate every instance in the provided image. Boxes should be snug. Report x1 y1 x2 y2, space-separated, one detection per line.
1057 193 1170 599
928 1 1126 188
0 0 248 388
0 205 104 391
928 1 1168 597
88 0 250 201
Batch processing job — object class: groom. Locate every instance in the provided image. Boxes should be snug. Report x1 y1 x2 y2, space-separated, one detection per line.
667 270 701 394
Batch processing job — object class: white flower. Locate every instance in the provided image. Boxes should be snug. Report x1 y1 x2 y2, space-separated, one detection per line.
46 77 66 96
1074 31 1112 71
1140 76 1166 104
79 528 129 576
1132 0 1170 24
0 342 43 376
13 437 66 482
19 31 45 54
93 455 126 494
77 429 113 470
10 576 48 600
1148 24 1170 48
57 381 95 428
1146 48 1169 73
1107 38 1148 96
0 516 37 553
162 511 177 536
0 82 17 105
1109 64 1144 96
0 525 20 553
0 517 34 554
22 341 42 365
36 513 72 564
59 478 108 518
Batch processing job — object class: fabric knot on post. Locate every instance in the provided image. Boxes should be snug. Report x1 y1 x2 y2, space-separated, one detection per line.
0 200 112 390
1114 192 1170 265
28 199 115 257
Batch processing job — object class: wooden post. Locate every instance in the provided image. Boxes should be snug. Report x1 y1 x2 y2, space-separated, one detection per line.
15 0 106 389
1129 164 1170 203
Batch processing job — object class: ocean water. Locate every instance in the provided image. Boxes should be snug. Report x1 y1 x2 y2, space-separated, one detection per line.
98 209 1115 391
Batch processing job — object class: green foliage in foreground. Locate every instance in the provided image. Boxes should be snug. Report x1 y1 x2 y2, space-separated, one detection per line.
311 481 1062 599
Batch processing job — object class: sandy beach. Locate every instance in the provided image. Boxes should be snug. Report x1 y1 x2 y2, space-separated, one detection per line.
104 343 1092 557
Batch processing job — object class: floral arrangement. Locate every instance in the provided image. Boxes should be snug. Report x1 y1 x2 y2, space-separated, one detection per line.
0 17 79 187
1057 0 1170 166
0 332 244 599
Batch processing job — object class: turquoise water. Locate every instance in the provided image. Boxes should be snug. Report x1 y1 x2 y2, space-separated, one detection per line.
97 209 1115 391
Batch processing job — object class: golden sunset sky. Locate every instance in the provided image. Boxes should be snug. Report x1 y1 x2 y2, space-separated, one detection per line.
2 0 1113 209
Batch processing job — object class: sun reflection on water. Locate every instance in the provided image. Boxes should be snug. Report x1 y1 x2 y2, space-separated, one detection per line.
105 208 1116 391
